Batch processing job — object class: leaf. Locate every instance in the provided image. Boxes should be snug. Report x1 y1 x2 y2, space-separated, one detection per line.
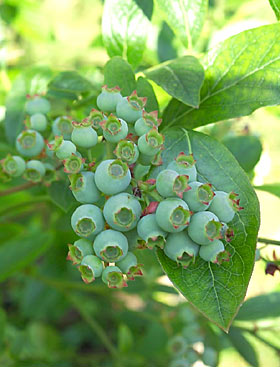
144 56 205 108
102 0 149 68
154 129 260 331
0 308 6 351
48 180 76 213
163 24 280 130
269 0 280 20
222 135 262 172
235 292 280 321
157 21 178 63
155 0 208 48
254 183 280 199
0 231 53 282
134 0 154 19
228 327 259 367
136 76 159 112
104 57 136 96
47 71 93 100
5 66 53 143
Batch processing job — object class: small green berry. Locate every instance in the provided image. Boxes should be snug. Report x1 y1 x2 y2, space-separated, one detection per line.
71 119 98 149
167 152 197 182
137 214 167 249
138 128 164 156
156 169 190 198
97 85 122 113
199 239 230 264
88 109 106 131
116 91 146 123
167 335 188 356
79 255 103 283
134 110 161 136
114 140 139 165
25 96 51 115
188 211 222 245
67 238 93 265
100 114 128 143
208 191 243 223
24 160 46 182
117 252 143 280
0 154 26 177
16 129 44 157
156 198 191 233
70 171 101 204
63 153 84 174
94 229 128 263
71 204 104 239
52 116 73 140
48 136 76 160
29 113 48 132
183 181 215 212
202 347 218 367
102 265 127 288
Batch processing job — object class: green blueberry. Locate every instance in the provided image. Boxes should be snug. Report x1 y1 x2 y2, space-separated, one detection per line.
24 160 46 182
94 229 128 263
16 129 44 157
88 109 106 132
63 153 84 174
52 116 73 140
167 335 188 356
97 85 122 113
134 110 161 136
137 214 167 249
156 169 190 198
202 347 218 367
25 96 51 115
138 128 164 156
183 181 215 212
114 140 139 165
1 155 26 177
167 152 197 182
101 115 128 143
30 113 48 132
102 265 127 288
71 204 104 239
94 159 131 195
199 239 225 263
208 191 242 223
117 251 143 280
71 122 98 149
70 171 101 204
116 95 144 123
67 238 93 265
48 136 76 160
79 255 103 283
188 211 222 245
156 198 191 233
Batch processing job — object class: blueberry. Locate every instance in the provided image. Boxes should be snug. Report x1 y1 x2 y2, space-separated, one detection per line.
25 96 51 115
71 120 98 149
24 160 46 182
52 116 73 140
134 110 161 136
138 128 164 156
167 152 197 182
183 181 214 212
94 229 128 263
114 140 139 165
1 154 26 177
137 214 167 249
97 85 122 113
116 91 146 123
100 115 128 143
156 169 190 198
70 171 101 204
16 129 44 157
67 238 93 265
101 265 127 288
79 255 103 283
156 198 191 233
71 204 104 239
208 191 243 223
29 113 48 132
188 211 222 245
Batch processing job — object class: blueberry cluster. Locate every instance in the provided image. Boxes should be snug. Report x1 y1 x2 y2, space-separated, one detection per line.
1 86 243 289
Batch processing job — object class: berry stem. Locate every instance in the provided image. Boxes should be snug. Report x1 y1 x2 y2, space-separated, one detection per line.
182 128 192 154
0 181 36 197
88 148 93 162
258 237 280 246
105 140 115 159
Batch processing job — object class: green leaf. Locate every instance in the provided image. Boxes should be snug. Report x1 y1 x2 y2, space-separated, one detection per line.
155 0 208 48
102 0 149 68
144 56 205 108
136 77 159 112
155 129 260 331
254 183 280 199
0 308 6 351
47 71 93 100
269 0 280 20
5 66 53 143
0 231 53 282
118 324 134 353
235 292 280 321
228 327 259 367
48 180 76 213
157 21 177 63
222 135 262 172
163 24 280 129
104 57 136 96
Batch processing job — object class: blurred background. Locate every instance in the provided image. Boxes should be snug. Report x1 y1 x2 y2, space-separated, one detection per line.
0 0 280 366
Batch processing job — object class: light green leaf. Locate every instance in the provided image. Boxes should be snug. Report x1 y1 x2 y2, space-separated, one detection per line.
136 77 159 112
48 181 76 213
254 183 280 199
102 0 149 68
155 129 260 331
163 24 280 129
269 0 280 20
144 56 204 107
236 292 280 320
104 57 136 97
228 327 259 367
155 0 208 48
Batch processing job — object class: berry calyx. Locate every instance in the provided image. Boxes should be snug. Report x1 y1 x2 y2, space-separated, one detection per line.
156 169 190 198
63 153 85 174
94 229 128 263
183 181 215 211
156 198 191 233
88 109 106 130
138 128 164 156
71 204 104 239
67 238 93 265
1 154 26 177
134 110 162 136
24 160 46 182
114 140 139 165
102 266 127 288
188 211 222 245
117 252 143 280
52 116 73 140
69 171 101 204
100 114 128 143
208 191 243 223
79 255 103 283
167 152 197 182
16 130 44 157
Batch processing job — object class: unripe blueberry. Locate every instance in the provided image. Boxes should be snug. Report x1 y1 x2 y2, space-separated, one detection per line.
134 110 162 136
208 191 243 223
63 153 85 174
71 119 98 149
167 152 197 182
1 155 26 177
114 251 143 280
25 96 51 115
71 204 104 239
137 214 167 249
100 114 128 143
116 91 146 123
138 128 164 156
164 231 199 268
183 181 215 212
94 229 128 263
188 211 222 245
156 198 191 233
43 163 57 185
114 140 139 165
94 159 131 195
28 113 48 132
199 240 229 264
156 169 190 198
79 255 103 284
202 347 218 367
52 116 73 140
103 193 141 232
16 129 44 157
24 160 46 182
97 85 122 113
102 265 127 288
67 238 94 265
69 171 101 204
88 109 106 131
48 136 76 160
167 335 188 356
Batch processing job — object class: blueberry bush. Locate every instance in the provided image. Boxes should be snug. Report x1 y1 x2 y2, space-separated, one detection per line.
1 0 280 366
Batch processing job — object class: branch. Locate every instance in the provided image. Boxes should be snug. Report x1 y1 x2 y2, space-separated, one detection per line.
0 181 36 197
258 238 280 246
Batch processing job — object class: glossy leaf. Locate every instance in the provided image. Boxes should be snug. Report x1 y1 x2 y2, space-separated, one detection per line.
269 0 280 20
228 327 259 367
104 57 136 97
236 292 280 320
48 181 76 213
254 183 280 199
155 0 208 48
155 129 260 331
136 77 159 112
163 24 280 129
144 56 205 107
102 0 149 68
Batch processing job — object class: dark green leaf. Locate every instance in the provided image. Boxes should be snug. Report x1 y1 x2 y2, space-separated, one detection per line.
136 77 159 112
0 232 53 282
222 135 262 172
104 57 136 96
157 21 177 63
155 129 260 331
269 0 280 20
254 183 280 199
236 292 280 320
144 56 205 107
155 0 208 47
134 0 154 19
102 0 148 67
0 308 6 350
228 327 259 367
48 181 76 213
118 324 134 353
163 24 280 129
5 66 53 143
